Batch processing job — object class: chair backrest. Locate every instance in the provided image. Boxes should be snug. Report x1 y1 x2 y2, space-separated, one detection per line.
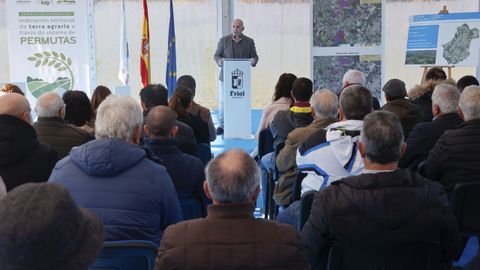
451 182 480 235
89 240 158 270
296 190 316 231
178 194 204 220
258 128 274 160
197 143 212 166
292 172 307 202
326 241 446 270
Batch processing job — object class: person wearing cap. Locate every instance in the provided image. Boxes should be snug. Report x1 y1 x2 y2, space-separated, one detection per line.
381 78 423 139
0 183 104 270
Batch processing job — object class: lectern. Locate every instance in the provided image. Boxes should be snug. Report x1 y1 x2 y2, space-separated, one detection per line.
222 59 252 139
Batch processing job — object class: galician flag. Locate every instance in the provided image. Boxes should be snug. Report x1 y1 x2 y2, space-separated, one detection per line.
118 0 129 86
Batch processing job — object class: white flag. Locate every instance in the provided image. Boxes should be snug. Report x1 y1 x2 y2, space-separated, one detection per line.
118 0 129 85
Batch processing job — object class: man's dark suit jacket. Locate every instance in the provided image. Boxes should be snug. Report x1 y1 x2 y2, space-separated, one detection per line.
399 112 462 170
214 34 258 81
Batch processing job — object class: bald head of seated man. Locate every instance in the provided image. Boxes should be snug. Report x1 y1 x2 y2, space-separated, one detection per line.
0 93 32 124
0 93 58 191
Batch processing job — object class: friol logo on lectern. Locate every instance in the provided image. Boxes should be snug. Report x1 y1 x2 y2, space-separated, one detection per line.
230 69 245 98
231 69 243 90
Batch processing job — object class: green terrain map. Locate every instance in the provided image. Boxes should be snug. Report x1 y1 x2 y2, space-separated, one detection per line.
442 24 479 64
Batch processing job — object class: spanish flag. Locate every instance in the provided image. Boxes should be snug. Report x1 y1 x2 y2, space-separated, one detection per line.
140 0 150 87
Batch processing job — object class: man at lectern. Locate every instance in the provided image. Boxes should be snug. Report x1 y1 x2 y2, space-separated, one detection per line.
214 18 259 135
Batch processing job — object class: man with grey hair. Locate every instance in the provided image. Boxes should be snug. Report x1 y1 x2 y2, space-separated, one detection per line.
155 149 309 270
425 85 480 191
49 95 182 244
400 83 462 170
301 111 463 269
296 85 372 195
33 91 93 158
342 69 380 110
342 69 366 87
274 89 338 207
0 93 58 191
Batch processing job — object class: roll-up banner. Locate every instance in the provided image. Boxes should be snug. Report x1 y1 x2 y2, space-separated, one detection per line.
6 0 95 103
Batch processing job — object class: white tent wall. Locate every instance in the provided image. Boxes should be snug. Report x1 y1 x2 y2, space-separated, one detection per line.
0 0 478 109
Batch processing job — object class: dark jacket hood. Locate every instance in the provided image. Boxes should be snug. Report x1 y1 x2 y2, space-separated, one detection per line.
0 115 39 166
70 138 147 176
335 169 429 230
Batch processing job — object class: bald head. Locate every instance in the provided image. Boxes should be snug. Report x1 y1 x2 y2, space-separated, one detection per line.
205 149 260 203
0 93 32 124
232 18 245 37
144 106 177 138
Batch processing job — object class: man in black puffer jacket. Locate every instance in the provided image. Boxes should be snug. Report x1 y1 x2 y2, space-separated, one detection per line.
0 93 58 191
425 85 480 192
301 111 463 269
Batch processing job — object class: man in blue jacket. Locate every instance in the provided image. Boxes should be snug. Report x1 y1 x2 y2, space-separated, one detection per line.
49 95 182 245
143 106 210 218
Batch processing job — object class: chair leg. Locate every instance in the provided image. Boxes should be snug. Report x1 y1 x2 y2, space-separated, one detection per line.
267 171 277 220
264 171 270 219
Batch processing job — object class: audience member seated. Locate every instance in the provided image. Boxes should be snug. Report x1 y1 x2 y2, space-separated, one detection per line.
381 78 423 138
255 73 296 139
1 83 24 95
297 85 371 194
140 84 198 156
170 86 211 145
274 89 338 207
271 77 314 151
259 77 314 208
0 183 104 270
342 69 380 110
408 67 455 122
33 92 93 159
399 83 462 170
90 85 112 122
0 93 58 191
457 75 479 93
154 149 309 270
62 90 94 134
49 95 182 245
177 75 217 142
143 106 210 216
301 111 464 269
425 85 480 192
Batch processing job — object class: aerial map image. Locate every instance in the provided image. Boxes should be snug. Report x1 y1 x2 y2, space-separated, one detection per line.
312 0 382 47
441 23 479 65
313 55 382 99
